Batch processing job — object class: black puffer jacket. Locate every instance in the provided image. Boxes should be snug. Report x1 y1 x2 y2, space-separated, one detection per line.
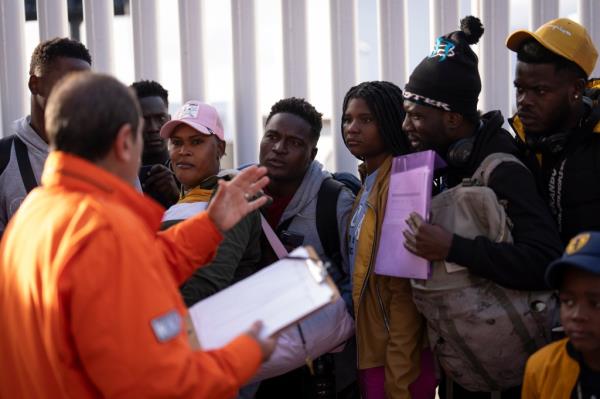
443 110 563 290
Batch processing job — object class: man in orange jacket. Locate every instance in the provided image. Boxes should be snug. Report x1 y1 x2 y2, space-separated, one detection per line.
0 72 275 399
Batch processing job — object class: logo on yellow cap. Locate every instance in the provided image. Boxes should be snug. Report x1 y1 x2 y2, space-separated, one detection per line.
566 233 590 255
548 24 572 36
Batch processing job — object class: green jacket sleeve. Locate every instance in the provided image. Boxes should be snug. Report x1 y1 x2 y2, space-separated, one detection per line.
179 210 261 306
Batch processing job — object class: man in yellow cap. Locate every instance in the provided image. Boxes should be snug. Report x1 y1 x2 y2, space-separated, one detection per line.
506 18 600 245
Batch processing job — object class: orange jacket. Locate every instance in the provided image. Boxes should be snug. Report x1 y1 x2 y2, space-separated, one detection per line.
0 152 262 399
521 338 580 399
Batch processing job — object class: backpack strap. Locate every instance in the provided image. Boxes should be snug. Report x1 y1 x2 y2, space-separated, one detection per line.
0 135 15 176
263 177 348 281
316 178 346 281
13 136 38 193
471 153 527 187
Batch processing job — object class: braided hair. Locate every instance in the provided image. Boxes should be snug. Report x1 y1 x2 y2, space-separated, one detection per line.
341 81 410 157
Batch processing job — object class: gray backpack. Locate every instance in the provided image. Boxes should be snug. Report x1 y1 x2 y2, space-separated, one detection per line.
411 153 557 393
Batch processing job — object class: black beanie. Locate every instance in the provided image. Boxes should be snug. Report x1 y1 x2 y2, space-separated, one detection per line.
404 16 484 119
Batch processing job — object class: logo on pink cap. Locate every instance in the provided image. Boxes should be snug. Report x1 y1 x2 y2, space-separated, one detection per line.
160 100 225 141
178 102 201 119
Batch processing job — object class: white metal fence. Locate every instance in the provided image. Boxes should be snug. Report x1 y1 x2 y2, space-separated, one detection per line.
1 0 600 173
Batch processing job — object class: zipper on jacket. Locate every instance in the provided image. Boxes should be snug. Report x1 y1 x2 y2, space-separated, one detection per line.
357 201 390 334
375 277 390 333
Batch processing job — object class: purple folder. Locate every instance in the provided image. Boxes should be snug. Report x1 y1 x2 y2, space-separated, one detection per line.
374 150 446 279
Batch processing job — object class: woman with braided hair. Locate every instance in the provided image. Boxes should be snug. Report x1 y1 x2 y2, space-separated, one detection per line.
342 81 436 399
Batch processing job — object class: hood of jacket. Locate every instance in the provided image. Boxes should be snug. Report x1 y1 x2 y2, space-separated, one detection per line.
13 116 48 157
278 160 331 226
444 110 520 188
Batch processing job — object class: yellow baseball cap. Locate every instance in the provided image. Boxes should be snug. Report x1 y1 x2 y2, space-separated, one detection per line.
506 18 598 77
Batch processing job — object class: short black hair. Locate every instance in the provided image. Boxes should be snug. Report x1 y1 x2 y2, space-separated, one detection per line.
130 80 169 107
342 81 410 157
29 37 92 76
46 73 141 162
265 97 323 142
517 39 588 79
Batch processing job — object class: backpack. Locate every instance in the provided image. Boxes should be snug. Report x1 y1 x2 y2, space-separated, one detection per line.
315 172 361 284
0 135 38 193
411 153 557 393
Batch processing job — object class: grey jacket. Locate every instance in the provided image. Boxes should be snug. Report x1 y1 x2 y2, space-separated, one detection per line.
275 161 355 272
0 117 143 238
0 116 48 236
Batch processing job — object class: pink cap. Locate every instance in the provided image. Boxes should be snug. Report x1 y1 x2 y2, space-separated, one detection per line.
160 100 225 141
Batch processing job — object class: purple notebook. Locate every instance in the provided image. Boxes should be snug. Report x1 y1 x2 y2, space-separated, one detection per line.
374 150 446 279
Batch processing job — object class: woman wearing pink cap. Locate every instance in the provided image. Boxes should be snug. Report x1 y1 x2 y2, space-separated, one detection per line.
160 100 263 306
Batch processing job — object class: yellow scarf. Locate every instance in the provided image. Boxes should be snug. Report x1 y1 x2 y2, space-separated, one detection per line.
178 187 213 204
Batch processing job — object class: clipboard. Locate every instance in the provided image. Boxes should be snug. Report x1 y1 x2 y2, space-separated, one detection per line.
186 246 339 350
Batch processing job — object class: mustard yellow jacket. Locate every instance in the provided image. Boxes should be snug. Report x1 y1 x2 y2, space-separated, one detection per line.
522 338 580 399
351 156 425 399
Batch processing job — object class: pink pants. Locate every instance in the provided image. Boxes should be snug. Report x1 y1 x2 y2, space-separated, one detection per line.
358 349 437 399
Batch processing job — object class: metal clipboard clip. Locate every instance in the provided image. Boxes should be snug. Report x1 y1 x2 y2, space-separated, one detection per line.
285 255 328 284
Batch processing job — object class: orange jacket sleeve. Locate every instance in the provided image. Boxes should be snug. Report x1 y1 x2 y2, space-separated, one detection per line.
156 211 224 285
66 226 260 399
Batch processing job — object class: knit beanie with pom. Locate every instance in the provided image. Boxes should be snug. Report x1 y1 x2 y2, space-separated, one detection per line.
404 16 484 119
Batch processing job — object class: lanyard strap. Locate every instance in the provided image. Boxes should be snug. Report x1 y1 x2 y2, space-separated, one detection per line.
260 215 288 259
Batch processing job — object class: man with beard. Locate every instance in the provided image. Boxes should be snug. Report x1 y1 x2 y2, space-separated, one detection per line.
401 16 563 398
507 18 600 244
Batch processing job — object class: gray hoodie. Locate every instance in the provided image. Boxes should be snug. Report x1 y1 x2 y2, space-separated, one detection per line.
0 116 48 236
0 116 143 237
277 160 355 271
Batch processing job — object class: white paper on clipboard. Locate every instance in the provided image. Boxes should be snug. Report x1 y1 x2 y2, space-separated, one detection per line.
187 246 339 350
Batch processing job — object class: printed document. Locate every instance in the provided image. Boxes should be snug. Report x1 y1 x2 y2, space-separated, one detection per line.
188 247 338 350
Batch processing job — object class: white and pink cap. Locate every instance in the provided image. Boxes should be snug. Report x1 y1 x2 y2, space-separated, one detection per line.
160 100 225 141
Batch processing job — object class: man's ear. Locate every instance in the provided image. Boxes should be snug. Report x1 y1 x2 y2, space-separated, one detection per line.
570 77 587 104
28 75 40 96
444 112 463 130
113 124 136 162
310 146 318 161
216 138 226 159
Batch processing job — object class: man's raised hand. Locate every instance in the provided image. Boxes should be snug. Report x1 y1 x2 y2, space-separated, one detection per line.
207 165 270 232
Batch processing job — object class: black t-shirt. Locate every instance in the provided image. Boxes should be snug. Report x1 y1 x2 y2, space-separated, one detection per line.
567 342 600 398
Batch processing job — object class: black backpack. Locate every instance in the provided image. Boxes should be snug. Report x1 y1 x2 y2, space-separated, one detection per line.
315 173 360 284
0 135 38 193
